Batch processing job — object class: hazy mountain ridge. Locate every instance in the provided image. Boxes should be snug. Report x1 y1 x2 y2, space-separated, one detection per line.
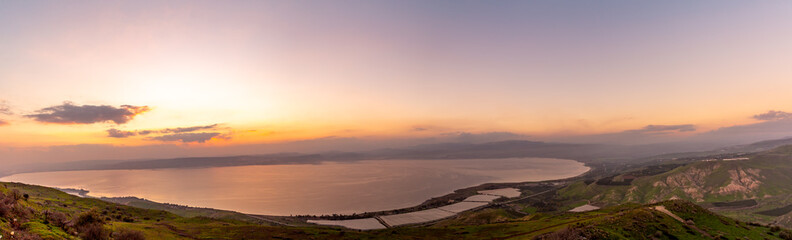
640 137 792 161
7 139 764 175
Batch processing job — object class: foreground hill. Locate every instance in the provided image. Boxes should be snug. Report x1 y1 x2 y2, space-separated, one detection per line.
0 180 788 239
561 144 792 229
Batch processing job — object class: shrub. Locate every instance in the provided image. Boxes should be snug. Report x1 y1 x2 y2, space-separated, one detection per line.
2 192 16 205
76 209 105 227
113 228 145 240
537 227 583 240
75 209 109 240
780 230 792 240
11 189 23 201
14 231 44 240
45 210 69 228
0 202 11 218
11 204 33 221
79 223 109 240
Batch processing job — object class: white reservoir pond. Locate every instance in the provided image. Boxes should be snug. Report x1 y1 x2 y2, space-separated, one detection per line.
1 158 588 216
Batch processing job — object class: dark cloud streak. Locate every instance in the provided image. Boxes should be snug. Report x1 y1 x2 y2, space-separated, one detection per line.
106 124 224 141
26 102 150 124
150 132 225 143
107 129 138 138
0 100 12 126
625 124 696 134
107 123 228 143
0 100 11 115
162 124 219 133
753 110 792 121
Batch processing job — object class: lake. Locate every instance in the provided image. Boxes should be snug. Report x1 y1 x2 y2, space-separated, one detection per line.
0 158 588 215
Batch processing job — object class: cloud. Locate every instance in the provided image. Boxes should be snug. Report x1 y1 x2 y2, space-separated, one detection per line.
693 117 792 144
624 124 696 134
137 130 155 135
107 129 138 138
0 100 11 115
162 124 219 133
443 131 531 143
149 132 226 143
105 124 222 138
545 123 697 145
26 102 150 124
0 101 12 126
753 110 792 121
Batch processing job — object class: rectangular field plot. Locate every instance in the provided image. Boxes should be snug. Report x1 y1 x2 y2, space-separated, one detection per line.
307 218 386 230
380 208 455 226
438 201 488 213
463 194 501 202
568 204 600 212
479 188 521 198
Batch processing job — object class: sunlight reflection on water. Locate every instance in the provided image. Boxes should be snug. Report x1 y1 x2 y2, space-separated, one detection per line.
1 158 588 215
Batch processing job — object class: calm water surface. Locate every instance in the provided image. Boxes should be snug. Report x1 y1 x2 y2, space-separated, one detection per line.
1 158 588 215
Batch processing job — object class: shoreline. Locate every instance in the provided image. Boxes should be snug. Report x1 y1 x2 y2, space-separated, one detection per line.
296 162 593 222
2 159 594 225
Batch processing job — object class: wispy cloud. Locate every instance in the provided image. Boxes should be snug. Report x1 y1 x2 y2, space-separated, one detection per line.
106 124 222 138
412 126 429 131
26 102 150 124
753 110 792 121
0 100 11 115
442 131 531 143
624 124 696 134
0 100 12 126
545 123 697 145
162 124 219 134
107 129 138 138
149 132 227 143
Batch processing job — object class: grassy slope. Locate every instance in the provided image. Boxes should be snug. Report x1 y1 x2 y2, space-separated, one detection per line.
1 182 370 239
99 197 269 224
1 181 786 239
559 145 792 229
562 145 792 203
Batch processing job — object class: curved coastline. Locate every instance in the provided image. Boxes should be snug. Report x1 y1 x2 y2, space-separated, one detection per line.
299 161 593 221
0 158 591 222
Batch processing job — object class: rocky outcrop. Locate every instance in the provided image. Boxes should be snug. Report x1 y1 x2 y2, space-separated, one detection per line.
718 167 762 195
640 162 763 202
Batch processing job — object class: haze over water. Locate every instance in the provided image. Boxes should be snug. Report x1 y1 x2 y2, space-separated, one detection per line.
1 158 588 215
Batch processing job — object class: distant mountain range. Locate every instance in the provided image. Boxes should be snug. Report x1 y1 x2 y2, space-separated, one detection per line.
6 137 792 176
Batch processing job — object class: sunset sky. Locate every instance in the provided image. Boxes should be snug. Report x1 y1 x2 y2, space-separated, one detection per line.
2 1 792 162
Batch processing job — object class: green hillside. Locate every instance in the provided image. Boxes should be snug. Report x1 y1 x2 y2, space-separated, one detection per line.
0 180 788 239
560 145 792 229
9 146 792 239
98 197 269 224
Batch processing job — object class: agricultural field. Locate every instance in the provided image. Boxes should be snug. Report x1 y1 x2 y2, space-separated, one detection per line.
306 218 385 230
480 188 522 198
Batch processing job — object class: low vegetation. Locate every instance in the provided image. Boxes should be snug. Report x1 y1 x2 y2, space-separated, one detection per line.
0 179 788 239
8 145 792 239
558 144 792 231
